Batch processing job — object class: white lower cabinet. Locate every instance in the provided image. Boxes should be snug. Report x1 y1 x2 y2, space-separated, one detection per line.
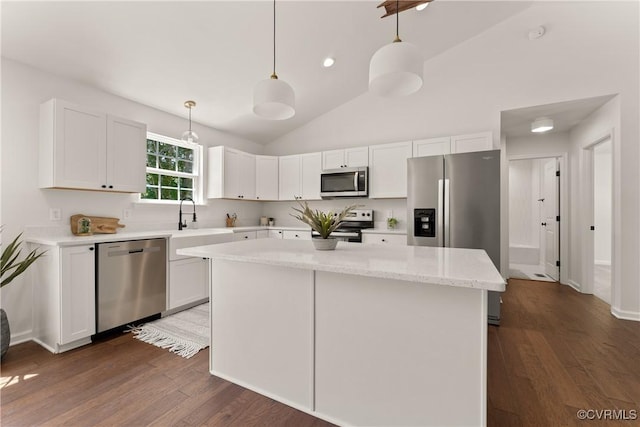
362 233 407 246
32 243 96 353
169 257 208 310
234 231 257 241
256 230 269 239
283 230 311 240
269 229 284 239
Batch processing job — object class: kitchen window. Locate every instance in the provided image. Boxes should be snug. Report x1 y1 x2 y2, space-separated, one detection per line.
141 132 202 203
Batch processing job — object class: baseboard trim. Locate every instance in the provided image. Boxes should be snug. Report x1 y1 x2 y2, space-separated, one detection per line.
566 280 582 292
611 307 640 322
9 330 33 346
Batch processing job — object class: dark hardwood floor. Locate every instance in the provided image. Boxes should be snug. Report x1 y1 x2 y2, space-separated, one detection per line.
2 279 639 426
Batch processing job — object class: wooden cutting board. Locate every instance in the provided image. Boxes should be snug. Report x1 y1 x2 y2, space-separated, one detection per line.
70 214 125 235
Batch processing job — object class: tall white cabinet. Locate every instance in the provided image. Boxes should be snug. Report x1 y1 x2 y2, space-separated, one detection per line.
255 155 279 200
208 146 256 200
278 152 322 201
368 141 413 198
39 99 146 193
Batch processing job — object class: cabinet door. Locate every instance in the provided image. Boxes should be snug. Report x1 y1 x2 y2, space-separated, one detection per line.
283 230 311 240
451 131 493 154
47 99 107 190
256 230 269 239
106 115 146 192
60 245 96 344
322 150 346 170
169 258 208 310
268 229 284 239
368 141 413 198
362 233 407 246
238 151 256 200
233 231 257 241
413 137 451 157
345 147 369 167
279 155 301 201
301 152 322 200
256 155 279 200
224 148 243 199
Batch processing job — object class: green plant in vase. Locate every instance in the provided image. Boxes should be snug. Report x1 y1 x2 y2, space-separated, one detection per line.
1 231 47 359
291 202 357 250
387 217 399 229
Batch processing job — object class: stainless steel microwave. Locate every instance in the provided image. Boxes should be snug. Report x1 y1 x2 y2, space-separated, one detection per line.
320 167 368 198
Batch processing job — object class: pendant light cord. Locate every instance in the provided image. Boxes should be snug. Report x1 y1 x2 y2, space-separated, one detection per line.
394 0 401 42
272 0 277 78
188 106 192 132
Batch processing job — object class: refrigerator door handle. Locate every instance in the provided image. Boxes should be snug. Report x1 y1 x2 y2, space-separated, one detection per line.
438 179 444 245
443 178 450 247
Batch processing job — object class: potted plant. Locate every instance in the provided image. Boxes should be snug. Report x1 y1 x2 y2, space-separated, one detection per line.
387 217 399 229
1 232 46 359
291 202 356 250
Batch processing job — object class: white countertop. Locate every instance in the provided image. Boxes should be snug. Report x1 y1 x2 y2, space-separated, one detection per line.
178 239 505 291
361 228 407 235
25 225 311 246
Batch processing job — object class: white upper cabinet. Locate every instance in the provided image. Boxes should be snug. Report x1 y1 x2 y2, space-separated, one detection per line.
278 152 322 201
279 154 302 201
208 146 256 200
322 147 369 170
368 141 413 198
450 131 493 153
255 155 279 201
39 99 146 193
301 152 322 200
413 137 451 157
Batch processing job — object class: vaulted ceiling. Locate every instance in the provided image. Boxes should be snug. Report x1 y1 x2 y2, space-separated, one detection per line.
1 1 532 144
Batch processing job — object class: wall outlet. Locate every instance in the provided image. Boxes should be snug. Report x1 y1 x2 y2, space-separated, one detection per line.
123 209 132 219
49 208 61 221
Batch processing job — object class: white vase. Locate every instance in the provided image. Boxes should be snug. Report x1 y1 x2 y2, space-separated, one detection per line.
312 237 338 251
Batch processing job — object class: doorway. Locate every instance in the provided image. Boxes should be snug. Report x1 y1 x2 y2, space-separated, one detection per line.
508 157 560 282
586 137 613 304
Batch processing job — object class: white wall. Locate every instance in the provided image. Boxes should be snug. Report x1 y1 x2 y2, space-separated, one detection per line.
0 58 266 338
266 2 640 319
594 140 612 265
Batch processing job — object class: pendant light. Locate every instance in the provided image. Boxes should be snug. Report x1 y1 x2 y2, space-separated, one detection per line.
181 100 199 144
253 0 295 120
369 0 423 97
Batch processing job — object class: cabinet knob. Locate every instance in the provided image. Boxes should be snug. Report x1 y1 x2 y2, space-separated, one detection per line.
108 185 113 189
101 185 106 188
244 236 248 239
89 247 95 251
381 239 386 242
256 196 260 199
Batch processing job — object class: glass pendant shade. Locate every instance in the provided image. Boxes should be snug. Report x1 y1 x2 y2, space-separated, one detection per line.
181 129 199 144
369 40 423 97
253 76 295 120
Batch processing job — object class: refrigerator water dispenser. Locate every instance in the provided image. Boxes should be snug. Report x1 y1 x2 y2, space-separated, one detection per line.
414 209 436 237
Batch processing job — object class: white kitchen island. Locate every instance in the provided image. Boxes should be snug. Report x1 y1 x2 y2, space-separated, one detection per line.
178 239 505 427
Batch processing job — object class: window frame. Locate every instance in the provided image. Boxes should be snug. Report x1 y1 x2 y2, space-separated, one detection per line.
138 131 203 204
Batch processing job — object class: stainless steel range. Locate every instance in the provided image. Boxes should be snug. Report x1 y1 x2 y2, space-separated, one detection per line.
312 208 374 242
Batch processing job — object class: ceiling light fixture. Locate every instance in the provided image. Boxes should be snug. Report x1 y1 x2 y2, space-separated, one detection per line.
416 2 429 11
369 0 423 97
253 0 295 120
531 117 554 133
323 57 335 68
181 100 199 144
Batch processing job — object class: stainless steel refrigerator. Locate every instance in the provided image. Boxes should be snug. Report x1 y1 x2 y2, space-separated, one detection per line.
407 150 502 325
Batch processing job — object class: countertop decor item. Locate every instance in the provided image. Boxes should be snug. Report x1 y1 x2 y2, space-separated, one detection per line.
1 230 47 359
387 217 399 229
70 214 125 235
226 213 237 227
291 202 356 250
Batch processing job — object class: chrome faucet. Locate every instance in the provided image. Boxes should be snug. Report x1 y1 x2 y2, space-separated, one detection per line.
178 197 197 230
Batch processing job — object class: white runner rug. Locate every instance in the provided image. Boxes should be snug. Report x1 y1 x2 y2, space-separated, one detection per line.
130 303 209 359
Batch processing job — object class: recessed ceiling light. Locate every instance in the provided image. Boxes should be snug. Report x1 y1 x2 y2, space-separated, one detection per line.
323 57 335 68
416 2 429 11
531 117 554 133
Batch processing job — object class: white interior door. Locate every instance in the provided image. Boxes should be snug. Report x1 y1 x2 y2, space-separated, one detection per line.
542 159 559 280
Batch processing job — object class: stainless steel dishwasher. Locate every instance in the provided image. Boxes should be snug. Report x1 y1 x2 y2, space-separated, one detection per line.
96 238 167 332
